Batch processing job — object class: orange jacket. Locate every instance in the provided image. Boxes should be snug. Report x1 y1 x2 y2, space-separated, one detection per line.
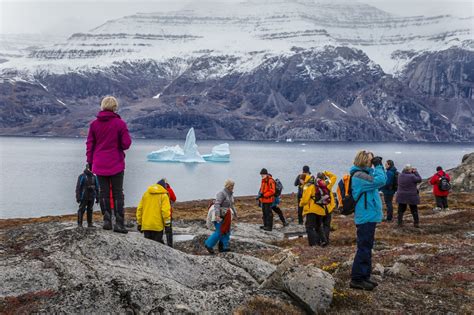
259 176 276 204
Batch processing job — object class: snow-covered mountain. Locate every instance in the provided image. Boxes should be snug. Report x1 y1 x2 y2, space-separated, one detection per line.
2 0 472 74
0 0 472 141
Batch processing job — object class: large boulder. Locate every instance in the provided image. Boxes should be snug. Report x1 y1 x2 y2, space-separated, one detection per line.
261 253 335 314
0 222 292 313
419 152 474 193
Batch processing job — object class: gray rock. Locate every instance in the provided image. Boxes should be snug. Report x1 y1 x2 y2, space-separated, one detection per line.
386 262 412 279
281 265 335 314
373 263 385 276
261 253 334 314
0 222 293 313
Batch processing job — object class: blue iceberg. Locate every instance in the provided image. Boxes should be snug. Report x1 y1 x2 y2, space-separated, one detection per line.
147 128 230 163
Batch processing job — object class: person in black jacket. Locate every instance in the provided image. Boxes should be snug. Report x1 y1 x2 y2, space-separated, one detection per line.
294 165 311 225
75 165 99 227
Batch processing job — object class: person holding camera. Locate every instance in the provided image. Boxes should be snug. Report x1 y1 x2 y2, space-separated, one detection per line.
396 164 421 228
349 150 387 291
258 168 276 231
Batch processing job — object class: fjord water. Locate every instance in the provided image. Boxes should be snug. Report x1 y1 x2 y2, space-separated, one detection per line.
0 137 472 219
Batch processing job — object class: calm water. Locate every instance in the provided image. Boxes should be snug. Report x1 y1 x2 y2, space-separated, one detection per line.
0 137 472 219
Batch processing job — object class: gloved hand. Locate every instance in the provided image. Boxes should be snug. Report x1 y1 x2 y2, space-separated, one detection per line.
137 225 142 233
371 156 383 167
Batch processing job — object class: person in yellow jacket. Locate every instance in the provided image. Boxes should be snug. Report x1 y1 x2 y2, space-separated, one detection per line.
136 179 172 246
300 170 337 247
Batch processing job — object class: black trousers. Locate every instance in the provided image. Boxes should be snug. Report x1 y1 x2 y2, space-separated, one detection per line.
383 194 394 221
272 206 286 224
97 171 125 230
78 199 94 225
144 230 164 244
305 213 329 246
398 204 419 225
297 196 303 224
262 203 273 230
435 196 448 209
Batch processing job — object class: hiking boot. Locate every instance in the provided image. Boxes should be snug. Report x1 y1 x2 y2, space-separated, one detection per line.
219 248 231 253
262 227 272 231
205 245 215 255
414 223 420 228
366 278 378 287
350 280 375 291
283 221 289 227
259 226 265 229
87 222 94 228
103 222 112 230
113 226 129 234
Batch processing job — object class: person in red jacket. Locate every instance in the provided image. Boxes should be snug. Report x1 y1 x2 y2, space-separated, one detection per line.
429 166 451 211
258 168 276 231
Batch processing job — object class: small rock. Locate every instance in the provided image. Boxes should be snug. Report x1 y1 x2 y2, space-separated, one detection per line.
373 263 385 276
386 262 412 279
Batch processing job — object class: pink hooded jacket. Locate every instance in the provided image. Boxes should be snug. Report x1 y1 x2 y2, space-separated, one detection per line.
86 111 132 176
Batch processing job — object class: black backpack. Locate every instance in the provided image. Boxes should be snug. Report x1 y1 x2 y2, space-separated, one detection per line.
85 174 96 192
340 171 367 215
274 178 283 197
438 172 451 191
391 171 399 192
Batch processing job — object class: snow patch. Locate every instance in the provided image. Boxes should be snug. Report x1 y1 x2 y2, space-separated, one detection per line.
331 102 347 114
152 93 161 99
56 99 66 106
440 114 449 120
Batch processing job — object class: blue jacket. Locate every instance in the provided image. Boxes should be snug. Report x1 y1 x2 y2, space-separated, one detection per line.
380 166 397 195
350 165 387 225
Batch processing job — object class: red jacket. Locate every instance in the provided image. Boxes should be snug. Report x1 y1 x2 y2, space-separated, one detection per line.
429 170 451 197
166 184 176 217
259 176 276 204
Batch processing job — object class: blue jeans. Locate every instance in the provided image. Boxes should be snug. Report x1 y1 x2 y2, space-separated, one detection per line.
351 222 377 282
205 221 230 250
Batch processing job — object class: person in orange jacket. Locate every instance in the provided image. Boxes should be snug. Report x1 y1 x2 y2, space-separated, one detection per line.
258 168 276 231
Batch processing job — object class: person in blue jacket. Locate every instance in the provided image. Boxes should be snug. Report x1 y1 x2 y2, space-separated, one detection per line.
380 160 397 222
349 150 387 291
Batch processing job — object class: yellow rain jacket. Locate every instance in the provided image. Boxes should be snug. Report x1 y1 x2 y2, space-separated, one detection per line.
300 171 337 216
136 184 171 232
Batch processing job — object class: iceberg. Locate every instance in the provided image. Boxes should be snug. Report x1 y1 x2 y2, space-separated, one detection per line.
203 143 230 162
147 128 230 163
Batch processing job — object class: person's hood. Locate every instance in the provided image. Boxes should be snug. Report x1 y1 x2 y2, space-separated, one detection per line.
147 184 168 194
350 165 371 175
97 110 120 121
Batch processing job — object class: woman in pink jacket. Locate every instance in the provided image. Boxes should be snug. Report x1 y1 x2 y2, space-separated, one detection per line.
86 96 132 233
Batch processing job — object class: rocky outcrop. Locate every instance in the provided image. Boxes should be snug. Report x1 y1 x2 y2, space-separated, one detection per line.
1 47 472 141
260 252 335 314
419 152 474 193
0 222 292 313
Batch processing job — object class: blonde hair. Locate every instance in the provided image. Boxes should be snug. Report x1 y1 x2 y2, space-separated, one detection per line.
353 150 373 168
101 96 119 112
224 179 235 190
403 164 412 172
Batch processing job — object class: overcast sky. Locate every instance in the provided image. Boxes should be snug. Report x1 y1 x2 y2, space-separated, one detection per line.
0 0 472 36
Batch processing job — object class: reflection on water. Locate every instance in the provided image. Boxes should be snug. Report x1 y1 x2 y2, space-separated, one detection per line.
0 136 472 218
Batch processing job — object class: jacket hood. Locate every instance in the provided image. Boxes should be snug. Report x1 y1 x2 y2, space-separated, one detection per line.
147 184 169 194
97 110 120 121
350 165 372 175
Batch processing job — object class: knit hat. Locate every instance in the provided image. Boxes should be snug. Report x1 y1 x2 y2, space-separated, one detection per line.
157 178 167 187
436 166 443 171
303 165 310 173
260 168 268 175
